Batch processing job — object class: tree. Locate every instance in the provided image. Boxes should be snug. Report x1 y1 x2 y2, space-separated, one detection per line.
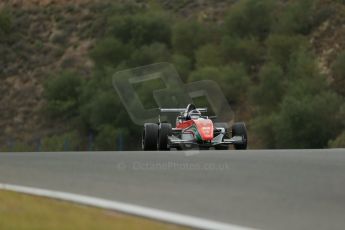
44 71 82 118
189 64 249 104
331 51 345 96
0 9 12 37
221 36 264 70
272 0 316 35
195 44 223 68
172 20 207 59
266 34 308 71
107 11 171 47
129 42 171 66
172 54 192 81
250 63 285 113
81 91 121 130
224 0 274 40
41 131 81 151
95 125 117 150
274 92 342 148
90 37 131 69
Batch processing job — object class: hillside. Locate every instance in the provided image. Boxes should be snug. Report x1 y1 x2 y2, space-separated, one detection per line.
0 0 344 150
0 0 107 146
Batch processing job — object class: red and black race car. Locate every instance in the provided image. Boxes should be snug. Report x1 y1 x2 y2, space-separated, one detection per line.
142 104 247 150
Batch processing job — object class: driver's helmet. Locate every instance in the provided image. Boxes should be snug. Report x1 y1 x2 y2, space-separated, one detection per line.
189 109 201 119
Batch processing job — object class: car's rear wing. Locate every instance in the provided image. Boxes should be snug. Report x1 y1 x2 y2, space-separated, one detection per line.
159 108 208 113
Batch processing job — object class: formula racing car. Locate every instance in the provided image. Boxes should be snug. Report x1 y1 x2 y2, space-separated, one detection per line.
142 104 247 150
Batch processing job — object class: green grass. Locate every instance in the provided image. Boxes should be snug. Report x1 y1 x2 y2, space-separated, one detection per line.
0 190 188 230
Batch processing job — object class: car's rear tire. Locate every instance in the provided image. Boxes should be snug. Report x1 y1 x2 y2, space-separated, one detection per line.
232 122 247 150
142 123 158 151
158 123 172 151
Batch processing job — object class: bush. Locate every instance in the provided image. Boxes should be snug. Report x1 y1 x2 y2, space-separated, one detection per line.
107 11 171 47
331 51 345 96
273 92 343 148
251 113 278 148
1 141 34 152
286 48 328 95
95 125 117 150
272 0 316 35
44 71 82 118
250 47 343 149
329 131 345 148
221 64 250 103
172 20 207 59
189 64 249 103
129 42 171 66
266 34 308 70
188 66 220 82
41 131 81 151
195 44 223 68
221 36 264 69
250 63 285 113
0 9 12 36
81 91 121 130
172 54 192 81
90 38 131 69
224 0 274 39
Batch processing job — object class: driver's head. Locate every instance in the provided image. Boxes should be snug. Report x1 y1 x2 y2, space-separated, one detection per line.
189 109 201 119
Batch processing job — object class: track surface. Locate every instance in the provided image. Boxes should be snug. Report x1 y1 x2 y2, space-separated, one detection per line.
0 149 344 230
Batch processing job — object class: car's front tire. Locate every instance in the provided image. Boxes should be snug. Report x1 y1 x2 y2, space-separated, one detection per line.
232 122 247 150
158 123 172 151
142 123 159 151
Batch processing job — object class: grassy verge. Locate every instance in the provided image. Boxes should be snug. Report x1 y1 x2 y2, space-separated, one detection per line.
0 190 188 230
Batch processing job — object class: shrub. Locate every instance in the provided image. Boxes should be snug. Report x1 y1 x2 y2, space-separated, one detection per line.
250 113 278 148
44 71 82 118
82 91 120 130
195 44 223 68
172 20 207 59
107 11 171 47
41 131 81 151
94 125 117 150
90 37 131 69
331 51 345 96
272 0 316 35
329 131 345 148
221 36 264 69
188 66 220 83
189 64 249 103
1 141 34 152
286 48 327 95
129 42 171 66
172 54 192 81
273 92 343 148
266 34 308 70
250 63 285 113
0 9 12 36
224 0 274 39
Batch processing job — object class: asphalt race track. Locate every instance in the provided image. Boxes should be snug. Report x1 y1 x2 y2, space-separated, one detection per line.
0 149 345 230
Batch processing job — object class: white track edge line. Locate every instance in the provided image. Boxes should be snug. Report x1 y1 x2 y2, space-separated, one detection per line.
0 183 257 230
